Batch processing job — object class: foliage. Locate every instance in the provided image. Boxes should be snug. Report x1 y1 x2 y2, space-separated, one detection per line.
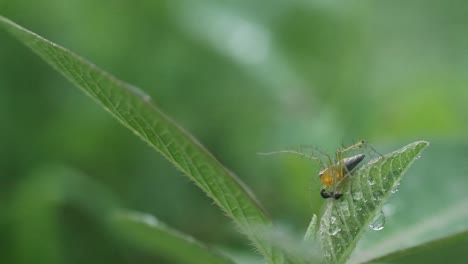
2 1 468 263
2 16 450 264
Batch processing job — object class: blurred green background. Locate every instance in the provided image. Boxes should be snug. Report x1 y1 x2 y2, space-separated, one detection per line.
1 0 468 263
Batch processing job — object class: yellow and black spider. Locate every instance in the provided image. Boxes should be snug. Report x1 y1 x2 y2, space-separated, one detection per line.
259 141 370 200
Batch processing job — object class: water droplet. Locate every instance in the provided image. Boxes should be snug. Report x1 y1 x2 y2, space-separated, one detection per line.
415 155 421 159
352 191 363 201
330 216 337 224
328 225 341 236
373 190 384 201
391 181 401 193
369 211 385 231
367 177 376 186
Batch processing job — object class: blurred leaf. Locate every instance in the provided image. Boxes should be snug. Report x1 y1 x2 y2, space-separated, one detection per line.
113 210 234 264
317 141 429 264
348 141 468 263
304 214 317 242
0 16 280 263
363 230 468 264
13 165 238 264
12 165 118 264
253 224 321 264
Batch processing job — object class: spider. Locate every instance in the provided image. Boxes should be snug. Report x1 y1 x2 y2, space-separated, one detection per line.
259 141 369 200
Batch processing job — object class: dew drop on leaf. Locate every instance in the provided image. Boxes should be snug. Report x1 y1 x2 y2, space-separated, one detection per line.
352 191 363 201
369 211 386 231
328 225 341 236
372 190 384 201
391 181 401 194
367 177 376 186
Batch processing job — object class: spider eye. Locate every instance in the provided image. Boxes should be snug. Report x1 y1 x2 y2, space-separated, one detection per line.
318 169 325 177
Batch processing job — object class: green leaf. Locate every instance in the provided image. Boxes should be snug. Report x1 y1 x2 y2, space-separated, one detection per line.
0 16 278 263
12 165 236 264
317 141 429 264
304 214 318 242
349 141 468 263
363 230 468 264
12 165 119 264
112 210 235 264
